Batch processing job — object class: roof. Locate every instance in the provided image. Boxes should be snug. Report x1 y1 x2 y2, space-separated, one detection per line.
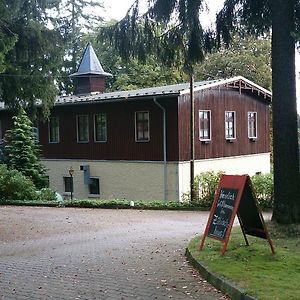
56 76 272 106
70 43 112 77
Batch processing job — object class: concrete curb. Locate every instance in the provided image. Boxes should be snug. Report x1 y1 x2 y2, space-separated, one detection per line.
185 248 256 300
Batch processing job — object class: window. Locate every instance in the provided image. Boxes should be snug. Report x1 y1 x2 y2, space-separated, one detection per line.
225 111 236 139
199 110 211 141
94 114 107 142
77 115 89 142
49 117 60 143
32 127 39 143
63 176 73 193
248 112 257 139
135 111 150 142
89 177 100 195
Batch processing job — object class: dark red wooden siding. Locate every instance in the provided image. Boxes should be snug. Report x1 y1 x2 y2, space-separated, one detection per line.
39 97 179 161
178 88 270 161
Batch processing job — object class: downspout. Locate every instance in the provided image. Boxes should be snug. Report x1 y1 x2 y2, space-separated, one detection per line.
153 98 167 201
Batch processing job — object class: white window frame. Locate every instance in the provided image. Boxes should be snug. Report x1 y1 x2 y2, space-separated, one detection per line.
76 115 89 143
48 117 60 143
135 111 150 142
248 112 258 139
94 113 107 143
199 110 212 141
225 111 236 140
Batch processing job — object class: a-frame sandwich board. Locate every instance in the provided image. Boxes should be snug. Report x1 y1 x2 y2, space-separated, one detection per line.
200 174 275 255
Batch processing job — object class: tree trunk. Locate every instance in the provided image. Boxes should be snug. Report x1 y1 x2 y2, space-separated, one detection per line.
271 0 300 224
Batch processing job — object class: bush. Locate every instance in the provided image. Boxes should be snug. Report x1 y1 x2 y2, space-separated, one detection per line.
182 171 224 207
37 188 57 202
251 173 274 209
182 171 274 209
0 164 38 200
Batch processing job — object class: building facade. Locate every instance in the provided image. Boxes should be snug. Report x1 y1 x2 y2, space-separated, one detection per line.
0 44 272 201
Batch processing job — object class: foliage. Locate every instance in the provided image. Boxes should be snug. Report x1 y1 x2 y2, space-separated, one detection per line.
195 35 272 90
36 188 57 202
251 173 274 209
0 164 37 200
63 199 206 210
217 1 300 224
4 108 47 189
182 171 274 209
187 223 300 300
182 171 224 206
83 28 187 92
57 0 104 94
99 0 215 74
0 0 63 118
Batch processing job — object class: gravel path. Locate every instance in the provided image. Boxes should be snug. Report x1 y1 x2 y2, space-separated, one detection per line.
0 206 229 300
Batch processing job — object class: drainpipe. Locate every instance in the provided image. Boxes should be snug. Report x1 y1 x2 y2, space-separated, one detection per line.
153 98 167 201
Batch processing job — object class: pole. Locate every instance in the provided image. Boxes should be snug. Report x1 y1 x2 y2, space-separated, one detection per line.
70 173 73 200
190 73 195 202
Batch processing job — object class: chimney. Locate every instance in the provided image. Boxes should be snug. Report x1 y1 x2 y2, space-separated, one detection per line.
70 43 112 95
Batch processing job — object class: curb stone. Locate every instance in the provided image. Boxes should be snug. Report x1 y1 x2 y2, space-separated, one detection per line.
185 248 257 300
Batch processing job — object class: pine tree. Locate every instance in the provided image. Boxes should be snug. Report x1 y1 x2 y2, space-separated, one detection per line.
4 108 47 189
0 0 63 118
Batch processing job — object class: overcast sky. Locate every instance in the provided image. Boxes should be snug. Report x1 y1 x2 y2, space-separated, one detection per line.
102 0 300 112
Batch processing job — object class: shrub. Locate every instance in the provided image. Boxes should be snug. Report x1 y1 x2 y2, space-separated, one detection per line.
182 171 274 209
251 173 274 209
182 171 224 207
37 188 57 202
0 164 38 200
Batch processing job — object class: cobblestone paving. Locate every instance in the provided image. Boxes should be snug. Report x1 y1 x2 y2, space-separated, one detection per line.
0 206 229 300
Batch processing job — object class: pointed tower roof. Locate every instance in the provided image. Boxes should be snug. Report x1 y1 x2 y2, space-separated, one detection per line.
70 43 112 77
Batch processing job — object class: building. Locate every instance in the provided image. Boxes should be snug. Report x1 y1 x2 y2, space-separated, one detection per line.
0 44 272 201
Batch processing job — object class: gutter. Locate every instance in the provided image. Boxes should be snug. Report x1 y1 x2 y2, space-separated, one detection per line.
153 98 167 202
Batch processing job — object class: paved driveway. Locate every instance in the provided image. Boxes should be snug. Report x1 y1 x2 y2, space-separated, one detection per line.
0 206 228 300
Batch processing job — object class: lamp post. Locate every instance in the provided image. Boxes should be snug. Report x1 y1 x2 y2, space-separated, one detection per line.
69 166 74 200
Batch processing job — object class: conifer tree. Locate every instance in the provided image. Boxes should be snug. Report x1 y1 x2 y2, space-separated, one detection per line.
4 108 47 189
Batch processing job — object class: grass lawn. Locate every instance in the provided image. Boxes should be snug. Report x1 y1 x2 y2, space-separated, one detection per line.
188 222 300 300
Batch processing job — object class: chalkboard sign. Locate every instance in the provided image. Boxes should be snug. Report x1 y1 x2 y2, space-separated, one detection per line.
200 175 275 255
207 188 238 240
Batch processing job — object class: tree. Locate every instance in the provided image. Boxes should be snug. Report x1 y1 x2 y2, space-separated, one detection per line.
4 108 47 189
216 0 300 224
0 0 63 118
99 0 214 201
57 0 104 94
101 0 300 224
195 35 272 90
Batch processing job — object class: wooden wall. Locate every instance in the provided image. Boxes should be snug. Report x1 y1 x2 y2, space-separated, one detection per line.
38 97 180 161
178 87 270 161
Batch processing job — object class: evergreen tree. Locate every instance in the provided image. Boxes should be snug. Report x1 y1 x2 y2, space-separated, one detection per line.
216 0 300 224
101 0 300 224
4 108 47 189
0 0 63 118
58 0 104 94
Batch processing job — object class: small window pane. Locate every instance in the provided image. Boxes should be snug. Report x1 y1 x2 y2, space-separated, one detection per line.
135 111 150 142
225 111 236 139
89 178 100 195
199 110 211 140
49 117 59 143
64 177 73 193
248 112 257 138
77 115 89 142
94 114 107 142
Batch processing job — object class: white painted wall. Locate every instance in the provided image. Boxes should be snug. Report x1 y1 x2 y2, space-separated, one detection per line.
178 153 271 199
43 152 270 202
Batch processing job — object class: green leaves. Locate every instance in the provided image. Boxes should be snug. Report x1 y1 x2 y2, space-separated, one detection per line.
3 108 47 189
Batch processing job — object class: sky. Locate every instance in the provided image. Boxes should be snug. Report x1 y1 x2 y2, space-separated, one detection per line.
102 0 300 112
